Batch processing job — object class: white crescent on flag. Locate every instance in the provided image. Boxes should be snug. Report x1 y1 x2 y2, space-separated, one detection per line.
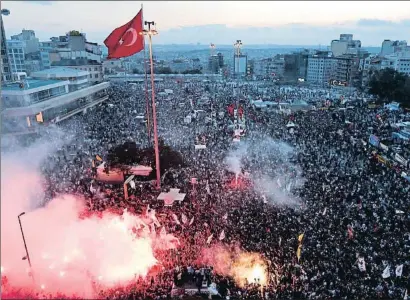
124 28 138 46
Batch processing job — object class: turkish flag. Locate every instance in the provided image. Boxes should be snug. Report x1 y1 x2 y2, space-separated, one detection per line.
104 9 144 59
238 106 244 118
227 104 234 116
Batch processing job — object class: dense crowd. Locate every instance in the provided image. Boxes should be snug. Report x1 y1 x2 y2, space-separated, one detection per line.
3 79 410 299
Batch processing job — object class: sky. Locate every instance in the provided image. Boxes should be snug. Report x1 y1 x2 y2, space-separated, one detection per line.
2 1 410 46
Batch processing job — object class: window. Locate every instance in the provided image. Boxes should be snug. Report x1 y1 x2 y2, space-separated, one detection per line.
94 74 98 78
18 49 23 53
94 67 97 71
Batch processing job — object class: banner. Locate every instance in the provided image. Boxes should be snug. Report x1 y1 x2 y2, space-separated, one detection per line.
369 135 380 148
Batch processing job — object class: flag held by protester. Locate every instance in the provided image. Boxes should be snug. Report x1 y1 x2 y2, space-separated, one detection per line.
219 230 225 241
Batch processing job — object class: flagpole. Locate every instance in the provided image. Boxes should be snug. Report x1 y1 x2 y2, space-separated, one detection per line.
144 21 161 190
141 4 152 145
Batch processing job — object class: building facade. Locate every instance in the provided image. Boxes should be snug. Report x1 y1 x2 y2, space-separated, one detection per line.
306 52 336 85
331 34 361 57
1 79 109 135
52 58 104 83
1 11 13 82
6 39 26 73
284 50 309 81
31 67 90 92
11 29 39 54
381 40 409 56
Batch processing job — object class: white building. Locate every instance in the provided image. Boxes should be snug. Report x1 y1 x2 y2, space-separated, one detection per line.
1 78 109 135
331 34 361 57
6 40 26 74
383 52 410 76
11 29 39 54
380 40 409 56
306 53 337 85
51 58 104 83
234 54 247 75
31 67 90 92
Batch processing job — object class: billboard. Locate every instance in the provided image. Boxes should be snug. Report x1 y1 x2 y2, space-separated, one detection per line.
234 55 247 74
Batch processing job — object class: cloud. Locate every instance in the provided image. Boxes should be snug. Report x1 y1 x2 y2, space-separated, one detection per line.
357 19 395 26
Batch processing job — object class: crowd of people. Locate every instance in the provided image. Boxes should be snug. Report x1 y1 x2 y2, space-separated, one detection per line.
3 78 410 299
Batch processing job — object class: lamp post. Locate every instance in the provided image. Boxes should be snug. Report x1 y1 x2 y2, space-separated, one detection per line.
18 212 35 282
234 40 242 122
141 21 161 190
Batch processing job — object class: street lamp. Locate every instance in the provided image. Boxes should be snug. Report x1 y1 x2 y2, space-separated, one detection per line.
234 40 243 78
1 9 10 16
18 212 34 282
141 21 161 190
234 40 243 114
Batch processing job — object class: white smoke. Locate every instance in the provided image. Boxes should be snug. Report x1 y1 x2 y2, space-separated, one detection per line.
224 135 304 207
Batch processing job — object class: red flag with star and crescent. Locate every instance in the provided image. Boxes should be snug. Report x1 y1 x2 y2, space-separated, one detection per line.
104 9 144 59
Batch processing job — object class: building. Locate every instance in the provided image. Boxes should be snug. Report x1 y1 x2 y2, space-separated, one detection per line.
383 52 410 76
284 50 309 81
233 54 247 76
332 54 360 86
331 34 361 57
6 39 26 73
208 55 220 74
306 51 336 85
102 59 123 74
253 56 285 80
1 78 109 135
31 67 90 92
380 40 409 56
48 31 102 63
192 58 202 71
51 58 104 83
1 9 13 82
169 59 192 73
11 29 39 54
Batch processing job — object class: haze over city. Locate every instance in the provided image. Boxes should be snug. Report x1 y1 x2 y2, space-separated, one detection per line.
4 1 410 46
1 1 410 299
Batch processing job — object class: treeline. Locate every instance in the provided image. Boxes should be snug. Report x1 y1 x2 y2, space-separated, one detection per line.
368 68 410 107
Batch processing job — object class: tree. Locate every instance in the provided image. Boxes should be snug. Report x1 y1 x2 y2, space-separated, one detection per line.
106 141 184 180
155 67 173 74
368 68 409 106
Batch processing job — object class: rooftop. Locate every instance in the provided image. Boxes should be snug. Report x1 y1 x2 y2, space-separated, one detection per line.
2 79 67 91
31 67 89 78
52 58 101 66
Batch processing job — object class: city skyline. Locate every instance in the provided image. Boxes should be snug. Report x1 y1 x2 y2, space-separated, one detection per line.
3 1 410 46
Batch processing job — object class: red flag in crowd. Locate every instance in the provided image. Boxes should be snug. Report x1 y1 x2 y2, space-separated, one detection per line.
227 104 235 116
104 9 144 59
238 105 244 118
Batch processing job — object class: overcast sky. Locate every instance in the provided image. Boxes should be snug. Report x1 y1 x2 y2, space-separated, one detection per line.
3 1 410 46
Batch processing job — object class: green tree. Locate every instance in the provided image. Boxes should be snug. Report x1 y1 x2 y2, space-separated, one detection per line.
368 68 409 105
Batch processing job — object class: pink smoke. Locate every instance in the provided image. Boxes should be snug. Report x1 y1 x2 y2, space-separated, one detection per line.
0 144 174 298
199 243 268 287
